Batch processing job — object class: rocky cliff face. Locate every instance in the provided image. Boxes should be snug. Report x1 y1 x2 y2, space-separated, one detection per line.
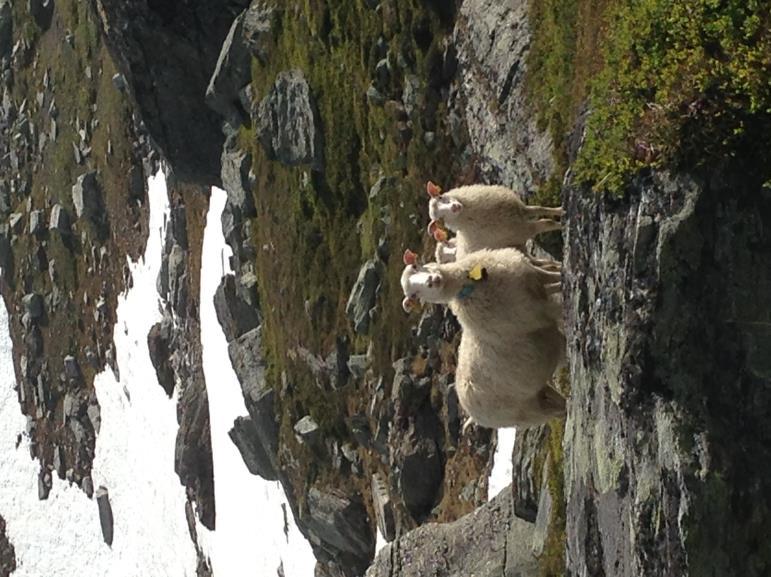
563 168 771 577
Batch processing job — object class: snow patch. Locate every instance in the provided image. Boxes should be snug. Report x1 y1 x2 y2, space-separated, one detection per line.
200 187 316 577
488 428 517 500
0 172 199 576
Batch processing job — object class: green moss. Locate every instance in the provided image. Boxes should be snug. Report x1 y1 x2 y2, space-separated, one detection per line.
528 0 771 195
242 0 466 449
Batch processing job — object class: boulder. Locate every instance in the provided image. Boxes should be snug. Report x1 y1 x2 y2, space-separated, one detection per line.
228 415 278 480
95 486 114 546
294 415 322 448
365 487 538 577
71 172 102 221
38 469 51 500
228 327 280 474
242 2 275 63
220 144 256 218
147 319 175 397
303 487 375 576
22 292 43 320
345 260 380 334
29 210 45 235
256 70 323 170
213 274 260 342
205 9 253 127
49 204 69 233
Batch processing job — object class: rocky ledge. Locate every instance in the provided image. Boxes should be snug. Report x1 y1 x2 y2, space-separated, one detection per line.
563 168 771 576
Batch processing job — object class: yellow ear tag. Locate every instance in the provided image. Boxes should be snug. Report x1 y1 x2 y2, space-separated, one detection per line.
468 265 486 281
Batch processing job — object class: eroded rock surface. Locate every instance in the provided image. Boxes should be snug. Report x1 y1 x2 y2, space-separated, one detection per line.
366 487 538 577
563 170 771 576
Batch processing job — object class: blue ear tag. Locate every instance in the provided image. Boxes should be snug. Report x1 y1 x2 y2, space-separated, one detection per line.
457 284 475 300
457 266 487 300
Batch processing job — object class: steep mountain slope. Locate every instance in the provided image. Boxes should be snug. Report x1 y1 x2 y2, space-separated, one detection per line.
1 0 769 576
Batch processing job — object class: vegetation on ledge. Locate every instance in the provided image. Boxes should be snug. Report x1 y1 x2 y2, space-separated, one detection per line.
528 0 771 194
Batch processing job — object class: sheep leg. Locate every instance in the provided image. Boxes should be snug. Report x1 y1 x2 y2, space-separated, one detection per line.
538 385 567 418
545 282 562 295
533 218 563 235
462 416 475 434
530 257 562 271
527 206 565 219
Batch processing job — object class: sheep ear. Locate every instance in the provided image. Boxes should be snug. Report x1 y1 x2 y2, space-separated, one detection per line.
433 227 448 243
403 249 418 265
426 181 442 198
402 296 416 313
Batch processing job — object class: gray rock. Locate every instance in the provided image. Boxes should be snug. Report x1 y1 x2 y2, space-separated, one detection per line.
214 274 260 342
49 204 69 233
81 475 94 498
365 487 538 577
393 434 442 520
346 355 368 380
345 259 380 334
147 319 175 397
453 0 553 188
256 70 323 170
531 461 552 557
242 2 276 63
205 9 254 127
294 415 321 447
562 170 771 576
63 355 80 381
38 470 52 500
95 486 114 546
228 415 278 481
228 327 280 475
71 172 101 220
111 73 127 92
303 487 375 576
221 145 256 217
511 424 550 522
22 293 43 319
370 473 395 542
29 209 45 235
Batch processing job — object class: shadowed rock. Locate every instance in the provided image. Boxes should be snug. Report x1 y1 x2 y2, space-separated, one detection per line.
95 486 114 546
213 274 260 342
302 487 375 577
228 415 278 481
345 260 380 335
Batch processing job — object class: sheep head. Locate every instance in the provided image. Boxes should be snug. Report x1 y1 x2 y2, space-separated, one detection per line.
427 181 463 231
401 249 445 312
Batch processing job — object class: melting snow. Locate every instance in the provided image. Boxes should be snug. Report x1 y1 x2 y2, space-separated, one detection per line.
200 187 316 577
488 428 517 500
0 172 200 576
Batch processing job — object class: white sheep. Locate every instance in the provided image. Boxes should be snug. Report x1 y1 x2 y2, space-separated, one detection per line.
455 325 566 428
426 181 563 260
400 248 565 428
401 247 562 331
